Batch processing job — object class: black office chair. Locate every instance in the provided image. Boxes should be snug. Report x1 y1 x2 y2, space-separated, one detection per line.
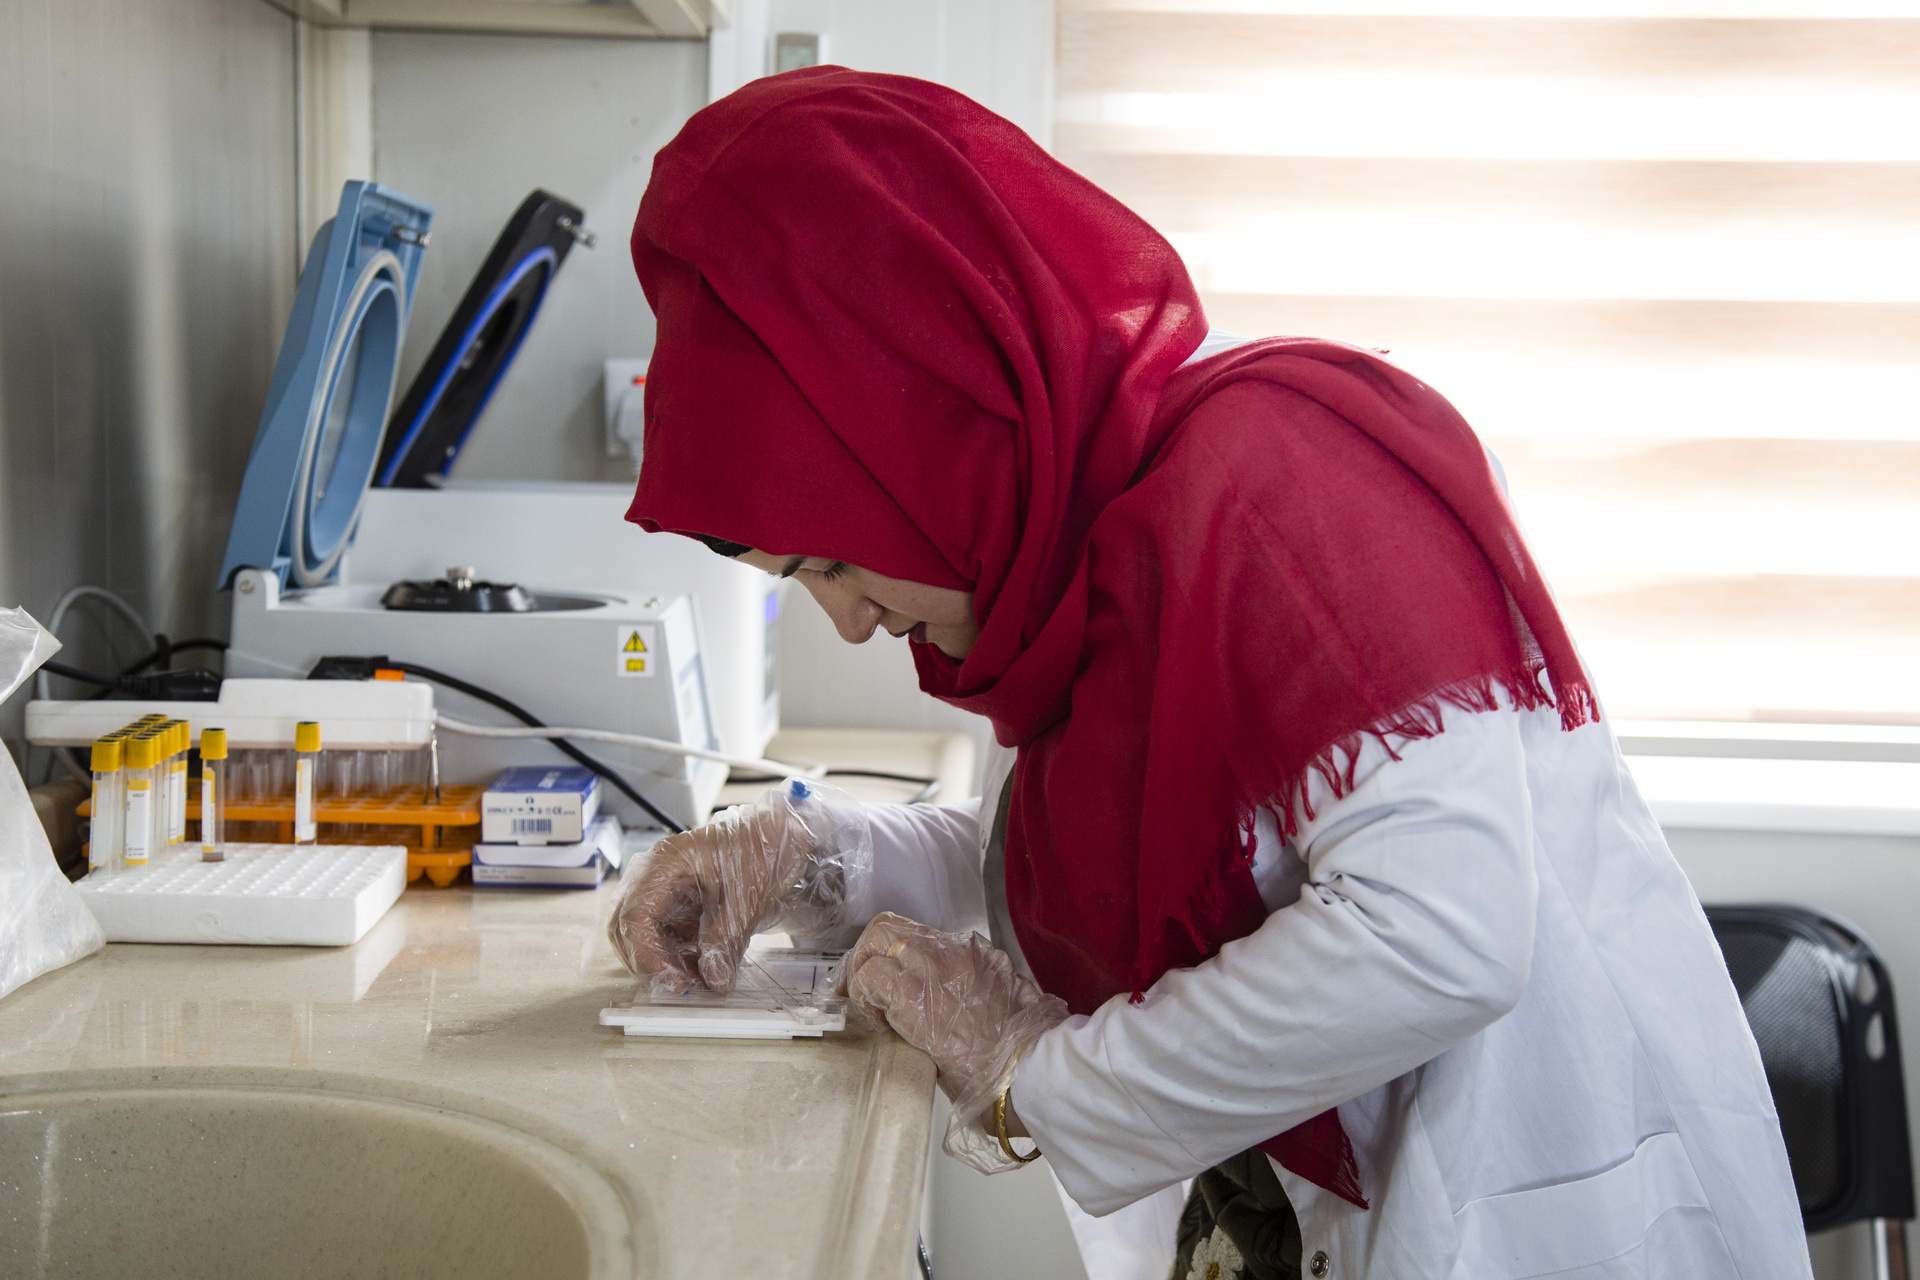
1708 906 1915 1280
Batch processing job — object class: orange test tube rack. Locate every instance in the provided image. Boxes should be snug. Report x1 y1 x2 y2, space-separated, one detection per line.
81 786 484 888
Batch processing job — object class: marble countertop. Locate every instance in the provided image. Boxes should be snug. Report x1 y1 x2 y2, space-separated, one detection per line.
0 877 936 1278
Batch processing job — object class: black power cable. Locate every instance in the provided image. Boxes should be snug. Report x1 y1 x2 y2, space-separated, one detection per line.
40 661 116 689
125 636 228 675
84 636 232 701
309 655 686 834
40 659 222 701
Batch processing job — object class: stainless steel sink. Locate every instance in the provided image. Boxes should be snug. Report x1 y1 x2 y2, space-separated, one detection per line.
0 1076 638 1279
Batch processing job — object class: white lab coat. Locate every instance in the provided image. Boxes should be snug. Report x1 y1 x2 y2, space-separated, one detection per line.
859 705 1813 1280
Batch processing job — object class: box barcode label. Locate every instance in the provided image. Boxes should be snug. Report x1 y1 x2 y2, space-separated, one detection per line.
512 818 554 835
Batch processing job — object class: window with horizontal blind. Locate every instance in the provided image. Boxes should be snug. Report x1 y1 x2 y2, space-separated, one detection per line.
1056 0 1920 726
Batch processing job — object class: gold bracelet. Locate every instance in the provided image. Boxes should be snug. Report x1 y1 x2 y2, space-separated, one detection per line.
993 1085 1042 1164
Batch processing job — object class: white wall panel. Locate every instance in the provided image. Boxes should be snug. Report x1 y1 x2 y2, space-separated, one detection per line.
369 29 705 485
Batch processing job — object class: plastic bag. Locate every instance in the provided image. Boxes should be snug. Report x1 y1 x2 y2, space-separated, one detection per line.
0 607 105 1002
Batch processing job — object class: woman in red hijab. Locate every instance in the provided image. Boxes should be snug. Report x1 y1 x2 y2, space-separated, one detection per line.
609 68 1808 1280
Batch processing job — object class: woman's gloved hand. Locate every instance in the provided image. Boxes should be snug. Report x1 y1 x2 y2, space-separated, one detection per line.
607 779 871 995
839 912 1070 1173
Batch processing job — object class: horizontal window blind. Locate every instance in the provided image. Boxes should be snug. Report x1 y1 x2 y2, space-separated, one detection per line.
1057 0 1920 724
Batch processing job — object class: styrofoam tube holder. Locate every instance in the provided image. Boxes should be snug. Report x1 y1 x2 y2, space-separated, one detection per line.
74 844 407 946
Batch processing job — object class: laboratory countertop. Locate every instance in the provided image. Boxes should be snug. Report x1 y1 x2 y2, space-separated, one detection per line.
0 728 980 1280
0 884 933 1279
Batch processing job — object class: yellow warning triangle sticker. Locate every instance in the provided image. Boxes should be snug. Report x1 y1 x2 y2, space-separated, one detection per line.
623 632 648 652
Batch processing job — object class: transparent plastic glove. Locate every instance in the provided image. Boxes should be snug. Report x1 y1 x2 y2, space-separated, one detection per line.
839 912 1069 1174
607 779 870 995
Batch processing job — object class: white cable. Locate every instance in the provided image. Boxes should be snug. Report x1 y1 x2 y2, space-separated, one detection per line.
433 713 826 780
35 586 153 700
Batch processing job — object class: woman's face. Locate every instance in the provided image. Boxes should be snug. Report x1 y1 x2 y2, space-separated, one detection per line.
735 550 979 659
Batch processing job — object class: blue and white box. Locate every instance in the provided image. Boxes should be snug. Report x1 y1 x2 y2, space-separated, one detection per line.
482 766 602 844
474 815 623 888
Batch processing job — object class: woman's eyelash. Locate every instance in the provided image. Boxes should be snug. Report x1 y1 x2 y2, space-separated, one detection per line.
819 561 848 581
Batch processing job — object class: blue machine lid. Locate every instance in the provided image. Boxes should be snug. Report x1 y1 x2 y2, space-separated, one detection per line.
219 181 434 591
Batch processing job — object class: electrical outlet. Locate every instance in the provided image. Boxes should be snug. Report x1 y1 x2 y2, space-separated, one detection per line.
603 358 651 464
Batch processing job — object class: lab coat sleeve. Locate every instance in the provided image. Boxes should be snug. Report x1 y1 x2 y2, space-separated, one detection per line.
1014 709 1539 1216
852 798 989 936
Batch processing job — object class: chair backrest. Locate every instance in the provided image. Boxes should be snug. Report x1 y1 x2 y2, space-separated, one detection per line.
1707 905 1915 1231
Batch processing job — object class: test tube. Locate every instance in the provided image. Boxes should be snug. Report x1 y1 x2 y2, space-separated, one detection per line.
239 747 261 799
89 738 124 875
249 747 278 841
145 730 170 858
167 721 189 846
200 728 227 862
150 730 173 858
224 747 256 842
152 724 171 846
369 749 402 844
176 722 192 844
326 747 361 842
294 721 321 845
122 735 157 868
156 724 173 845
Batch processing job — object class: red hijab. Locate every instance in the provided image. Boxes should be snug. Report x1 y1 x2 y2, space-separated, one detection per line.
628 68 1594 1208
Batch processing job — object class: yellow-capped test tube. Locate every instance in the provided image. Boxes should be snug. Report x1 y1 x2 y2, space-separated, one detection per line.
89 738 124 875
200 728 227 862
163 722 178 844
168 721 189 846
144 729 170 858
294 721 321 845
122 735 158 868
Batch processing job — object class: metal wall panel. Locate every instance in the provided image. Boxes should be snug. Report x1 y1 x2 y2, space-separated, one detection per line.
0 0 296 761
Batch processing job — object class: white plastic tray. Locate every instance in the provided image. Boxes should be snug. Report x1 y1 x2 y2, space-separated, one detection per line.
25 677 435 749
73 844 407 946
600 949 846 1040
